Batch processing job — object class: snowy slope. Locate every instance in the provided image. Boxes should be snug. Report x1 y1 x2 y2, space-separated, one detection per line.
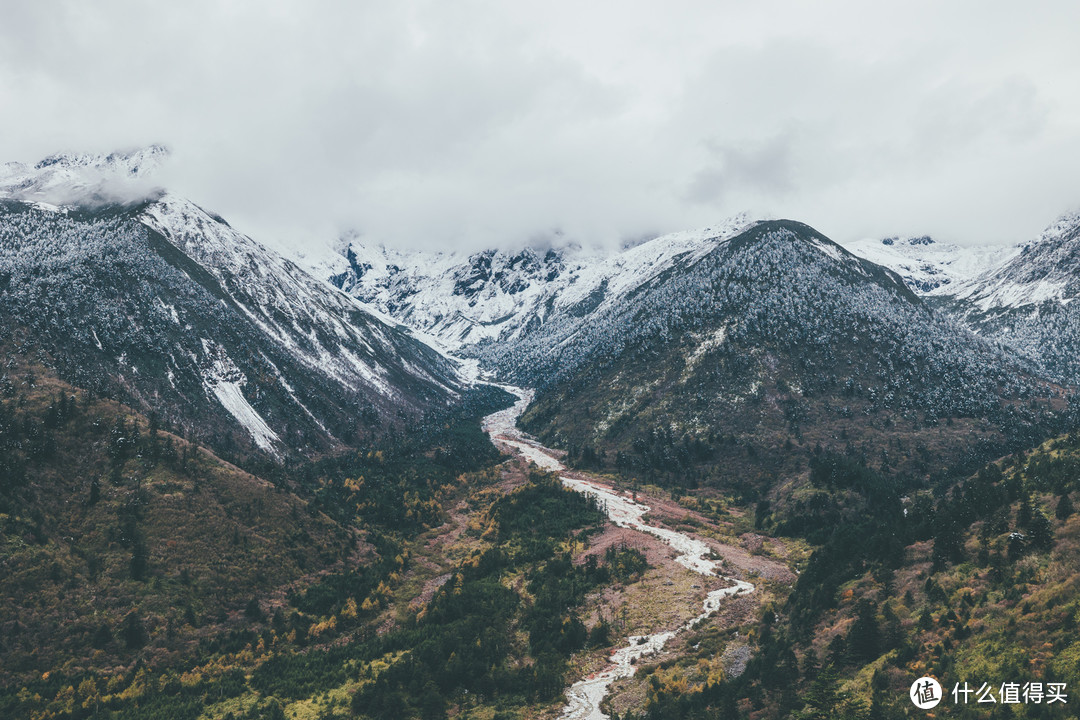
944 210 1080 312
0 145 168 208
845 211 1080 313
842 235 1018 295
319 215 759 352
140 193 462 399
917 209 1080 387
507 219 1066 487
0 148 465 459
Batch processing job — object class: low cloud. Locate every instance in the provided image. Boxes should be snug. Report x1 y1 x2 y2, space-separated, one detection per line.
2 1 1078 252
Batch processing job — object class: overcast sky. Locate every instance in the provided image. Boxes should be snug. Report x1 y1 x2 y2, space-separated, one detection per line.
2 1 1078 252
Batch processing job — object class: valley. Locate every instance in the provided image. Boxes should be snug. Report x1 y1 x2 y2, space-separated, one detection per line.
2 147 1079 719
482 385 764 720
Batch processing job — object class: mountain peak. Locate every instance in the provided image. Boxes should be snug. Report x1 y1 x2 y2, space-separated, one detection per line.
0 144 169 208
843 233 1018 296
1027 208 1080 249
32 144 169 174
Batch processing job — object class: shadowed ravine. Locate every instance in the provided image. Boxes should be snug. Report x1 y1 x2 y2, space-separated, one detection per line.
481 385 755 720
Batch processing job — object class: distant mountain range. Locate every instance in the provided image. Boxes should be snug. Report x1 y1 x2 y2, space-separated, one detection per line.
6 144 1080 474
4 145 1080 720
314 215 756 352
842 234 1018 294
321 214 1076 485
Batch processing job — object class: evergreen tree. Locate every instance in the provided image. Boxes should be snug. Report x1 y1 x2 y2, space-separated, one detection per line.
881 603 904 650
90 623 113 649
847 598 880 664
130 533 149 581
1027 510 1054 551
122 610 146 649
798 667 841 720
1057 492 1074 521
1018 494 1033 529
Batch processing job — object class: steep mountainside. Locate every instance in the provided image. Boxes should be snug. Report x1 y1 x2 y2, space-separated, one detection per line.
0 151 464 461
503 220 1069 487
0 352 353 685
945 211 1080 311
929 211 1080 388
319 218 1071 488
0 346 516 716
843 211 1080 390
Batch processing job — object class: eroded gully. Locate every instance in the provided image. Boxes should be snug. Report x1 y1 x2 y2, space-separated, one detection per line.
481 385 754 720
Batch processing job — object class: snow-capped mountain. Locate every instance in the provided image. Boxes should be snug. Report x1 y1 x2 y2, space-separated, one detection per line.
507 219 1067 482
0 149 464 460
836 211 1080 388
842 235 1018 294
925 209 1080 387
944 210 1080 312
0 145 168 208
321 215 758 351
318 217 1067 483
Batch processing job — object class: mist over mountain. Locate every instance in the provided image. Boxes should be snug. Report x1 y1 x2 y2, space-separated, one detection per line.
3 142 1080 720
0 150 466 462
324 216 1073 490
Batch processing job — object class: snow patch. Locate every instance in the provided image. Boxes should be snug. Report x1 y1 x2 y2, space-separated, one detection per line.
199 339 281 456
682 325 729 380
208 380 281 456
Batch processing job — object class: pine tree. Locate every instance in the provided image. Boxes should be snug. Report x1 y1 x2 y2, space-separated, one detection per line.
130 533 149 581
122 611 146 649
798 667 841 720
1027 510 1053 551
1057 492 1074 521
1018 494 1033 529
847 598 880 664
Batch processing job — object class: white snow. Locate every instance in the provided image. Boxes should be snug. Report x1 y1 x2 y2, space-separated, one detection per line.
156 297 181 324
682 325 729 379
199 339 281 456
940 210 1080 311
307 214 759 353
208 380 281 456
140 193 462 401
0 145 168 206
843 235 1019 295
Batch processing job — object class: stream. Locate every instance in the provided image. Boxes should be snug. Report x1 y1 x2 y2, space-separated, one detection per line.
481 385 754 720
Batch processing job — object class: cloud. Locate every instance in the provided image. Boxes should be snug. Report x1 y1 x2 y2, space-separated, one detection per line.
1 0 1079 252
685 134 796 206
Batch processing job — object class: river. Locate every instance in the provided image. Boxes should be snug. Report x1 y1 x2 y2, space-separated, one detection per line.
481 385 754 720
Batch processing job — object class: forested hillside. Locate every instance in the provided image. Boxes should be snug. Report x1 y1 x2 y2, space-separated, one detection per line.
2 351 586 720
510 221 1071 495
0 197 463 464
628 430 1079 719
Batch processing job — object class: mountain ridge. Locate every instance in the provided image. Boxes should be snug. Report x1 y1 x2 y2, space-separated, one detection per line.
317 215 1071 492
0 153 469 461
